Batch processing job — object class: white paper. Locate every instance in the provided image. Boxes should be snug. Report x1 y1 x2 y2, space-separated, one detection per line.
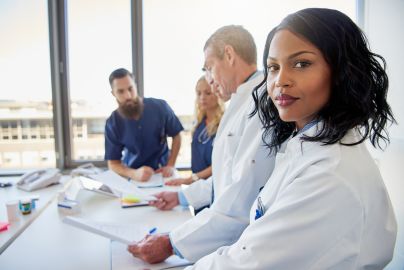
111 241 192 270
88 170 155 200
63 216 149 244
65 179 82 200
134 173 164 188
133 170 182 189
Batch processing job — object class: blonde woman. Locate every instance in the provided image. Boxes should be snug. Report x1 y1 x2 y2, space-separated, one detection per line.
166 76 224 185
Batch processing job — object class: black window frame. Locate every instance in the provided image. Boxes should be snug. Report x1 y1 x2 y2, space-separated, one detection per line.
48 0 144 169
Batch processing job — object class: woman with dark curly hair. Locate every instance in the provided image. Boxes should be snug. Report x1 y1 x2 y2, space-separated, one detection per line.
188 8 397 269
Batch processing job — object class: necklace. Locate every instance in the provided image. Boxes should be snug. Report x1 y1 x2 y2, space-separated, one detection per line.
197 126 211 144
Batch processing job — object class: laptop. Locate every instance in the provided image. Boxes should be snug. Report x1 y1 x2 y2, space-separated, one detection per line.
78 176 121 198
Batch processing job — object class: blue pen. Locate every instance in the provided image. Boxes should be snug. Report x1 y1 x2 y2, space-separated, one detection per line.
255 209 261 220
148 227 157 234
255 197 265 220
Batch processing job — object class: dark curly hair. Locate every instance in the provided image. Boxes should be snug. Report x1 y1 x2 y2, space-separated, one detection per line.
251 8 396 154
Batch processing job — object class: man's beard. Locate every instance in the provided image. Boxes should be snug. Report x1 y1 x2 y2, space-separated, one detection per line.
118 97 144 119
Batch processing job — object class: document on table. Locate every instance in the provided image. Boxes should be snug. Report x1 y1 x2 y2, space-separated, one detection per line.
134 173 164 188
63 216 149 245
88 170 156 201
133 170 181 188
120 194 154 208
111 241 192 270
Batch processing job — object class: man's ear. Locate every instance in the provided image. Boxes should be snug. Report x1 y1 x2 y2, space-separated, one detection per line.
223 45 236 66
111 90 115 97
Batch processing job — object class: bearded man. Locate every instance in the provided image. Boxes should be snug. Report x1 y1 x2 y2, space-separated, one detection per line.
104 68 183 182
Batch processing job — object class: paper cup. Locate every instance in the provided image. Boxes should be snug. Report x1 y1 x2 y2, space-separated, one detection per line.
6 200 20 222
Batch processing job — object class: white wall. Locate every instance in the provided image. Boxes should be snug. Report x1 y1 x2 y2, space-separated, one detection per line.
364 1 404 268
364 0 404 140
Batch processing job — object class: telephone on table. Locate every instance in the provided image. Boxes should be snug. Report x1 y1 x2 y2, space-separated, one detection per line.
71 163 104 177
17 169 62 192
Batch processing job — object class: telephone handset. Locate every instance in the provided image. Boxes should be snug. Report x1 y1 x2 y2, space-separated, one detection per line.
71 163 104 177
17 168 62 192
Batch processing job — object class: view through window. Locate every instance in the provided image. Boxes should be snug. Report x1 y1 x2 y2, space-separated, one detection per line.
0 0 55 169
143 0 356 167
67 0 132 162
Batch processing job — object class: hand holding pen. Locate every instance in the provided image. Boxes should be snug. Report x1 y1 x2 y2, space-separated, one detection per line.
127 227 173 264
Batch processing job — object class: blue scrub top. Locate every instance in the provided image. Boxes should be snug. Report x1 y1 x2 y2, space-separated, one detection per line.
104 98 184 170
191 119 215 173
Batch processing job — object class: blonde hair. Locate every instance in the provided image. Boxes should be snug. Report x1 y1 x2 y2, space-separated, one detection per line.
193 76 225 137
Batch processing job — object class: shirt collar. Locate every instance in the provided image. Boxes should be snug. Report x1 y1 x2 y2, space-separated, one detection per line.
292 119 319 137
243 70 259 83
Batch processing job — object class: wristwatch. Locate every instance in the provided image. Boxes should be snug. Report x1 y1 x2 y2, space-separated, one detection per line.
191 173 200 182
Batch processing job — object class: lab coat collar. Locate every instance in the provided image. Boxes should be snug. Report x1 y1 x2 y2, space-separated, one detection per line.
233 70 262 97
243 70 260 83
283 122 362 156
282 121 324 155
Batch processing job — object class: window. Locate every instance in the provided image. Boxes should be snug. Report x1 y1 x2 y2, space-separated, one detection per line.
66 0 132 162
0 0 55 169
143 0 356 167
0 0 358 172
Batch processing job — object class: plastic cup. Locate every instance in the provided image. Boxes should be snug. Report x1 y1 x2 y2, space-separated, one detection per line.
6 200 20 222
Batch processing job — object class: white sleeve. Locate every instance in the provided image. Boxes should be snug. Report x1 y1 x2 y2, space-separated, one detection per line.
182 176 213 210
186 166 392 270
170 125 274 262
170 144 273 261
170 178 254 262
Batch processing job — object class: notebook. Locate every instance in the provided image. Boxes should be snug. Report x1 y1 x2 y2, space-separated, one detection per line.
120 194 154 208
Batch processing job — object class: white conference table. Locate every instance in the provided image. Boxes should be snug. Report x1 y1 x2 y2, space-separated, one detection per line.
0 177 193 270
0 175 70 254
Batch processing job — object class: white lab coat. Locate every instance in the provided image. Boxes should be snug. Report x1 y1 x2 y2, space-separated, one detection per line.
170 72 276 261
182 72 265 209
188 125 397 270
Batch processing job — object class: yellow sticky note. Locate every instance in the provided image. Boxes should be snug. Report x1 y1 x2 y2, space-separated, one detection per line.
121 195 141 203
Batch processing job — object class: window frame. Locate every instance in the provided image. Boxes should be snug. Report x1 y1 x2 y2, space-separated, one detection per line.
48 0 144 169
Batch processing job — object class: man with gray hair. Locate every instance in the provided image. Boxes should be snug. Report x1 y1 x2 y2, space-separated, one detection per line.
127 25 275 264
